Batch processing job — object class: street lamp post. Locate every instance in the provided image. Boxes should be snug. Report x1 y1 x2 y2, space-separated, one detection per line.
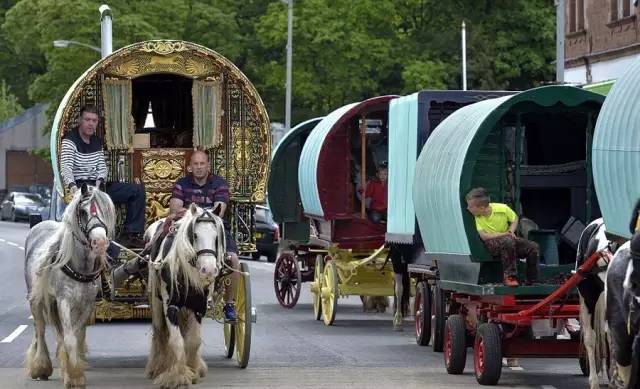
280 0 293 131
53 40 101 53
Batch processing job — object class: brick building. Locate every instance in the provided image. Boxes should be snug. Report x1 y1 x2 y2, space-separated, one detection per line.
565 0 639 84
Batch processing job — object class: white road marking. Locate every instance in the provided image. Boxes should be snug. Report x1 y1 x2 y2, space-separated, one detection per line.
509 366 524 371
6 242 19 247
1 325 28 343
0 238 5 242
541 386 557 389
19 246 24 250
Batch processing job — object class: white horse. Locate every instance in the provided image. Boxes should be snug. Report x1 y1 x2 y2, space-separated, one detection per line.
24 184 115 388
145 204 225 388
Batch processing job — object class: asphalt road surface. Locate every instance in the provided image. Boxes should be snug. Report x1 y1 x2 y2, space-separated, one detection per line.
0 220 595 388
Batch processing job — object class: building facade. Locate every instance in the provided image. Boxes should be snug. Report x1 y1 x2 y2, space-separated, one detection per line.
565 0 640 84
0 104 52 192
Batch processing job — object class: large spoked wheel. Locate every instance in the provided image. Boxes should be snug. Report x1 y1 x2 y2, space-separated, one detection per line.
274 253 302 308
474 323 502 385
415 281 432 346
321 259 339 326
223 323 235 358
234 262 252 368
432 284 446 352
444 314 467 374
311 255 324 321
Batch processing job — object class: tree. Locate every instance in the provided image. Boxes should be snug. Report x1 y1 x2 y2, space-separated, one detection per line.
0 79 23 123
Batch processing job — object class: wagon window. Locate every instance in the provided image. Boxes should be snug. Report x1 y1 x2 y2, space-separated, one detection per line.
132 74 194 148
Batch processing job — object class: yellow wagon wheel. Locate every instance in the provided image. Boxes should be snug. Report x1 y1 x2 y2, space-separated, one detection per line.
234 262 252 368
223 322 235 358
321 259 339 326
311 255 324 321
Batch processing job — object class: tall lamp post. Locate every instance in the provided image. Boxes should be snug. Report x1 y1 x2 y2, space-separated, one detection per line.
280 0 293 131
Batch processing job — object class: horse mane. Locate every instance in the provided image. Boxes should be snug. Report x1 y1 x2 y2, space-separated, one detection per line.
43 187 116 269
164 206 225 296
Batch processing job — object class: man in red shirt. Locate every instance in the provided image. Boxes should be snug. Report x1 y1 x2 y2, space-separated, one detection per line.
365 165 388 223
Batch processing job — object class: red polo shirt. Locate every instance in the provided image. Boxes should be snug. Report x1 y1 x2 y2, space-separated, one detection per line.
365 178 387 212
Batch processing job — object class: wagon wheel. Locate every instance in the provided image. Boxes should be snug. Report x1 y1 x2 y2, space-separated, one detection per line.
311 255 324 321
431 284 446 352
473 323 502 385
234 262 252 368
444 314 467 374
414 281 432 346
273 253 302 308
321 259 339 326
223 323 235 358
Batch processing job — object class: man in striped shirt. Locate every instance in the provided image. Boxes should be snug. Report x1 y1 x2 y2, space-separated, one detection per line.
60 106 146 247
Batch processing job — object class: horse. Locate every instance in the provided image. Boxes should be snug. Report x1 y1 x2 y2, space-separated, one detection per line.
145 204 226 388
24 184 115 388
575 218 616 388
389 243 412 331
605 208 640 389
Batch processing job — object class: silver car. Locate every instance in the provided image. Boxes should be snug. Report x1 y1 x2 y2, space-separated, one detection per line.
0 192 46 222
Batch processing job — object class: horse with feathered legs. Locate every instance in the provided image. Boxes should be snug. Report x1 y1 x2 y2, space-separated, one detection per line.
605 202 640 389
575 218 617 388
24 184 115 388
145 204 226 389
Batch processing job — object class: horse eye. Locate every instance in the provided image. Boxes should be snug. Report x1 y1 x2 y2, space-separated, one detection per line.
193 233 198 240
80 209 88 218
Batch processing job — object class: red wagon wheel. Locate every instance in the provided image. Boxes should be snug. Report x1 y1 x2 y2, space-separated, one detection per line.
273 253 302 308
474 323 502 385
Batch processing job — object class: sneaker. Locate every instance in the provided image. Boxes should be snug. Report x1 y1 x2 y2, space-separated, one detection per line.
503 276 519 287
223 302 237 322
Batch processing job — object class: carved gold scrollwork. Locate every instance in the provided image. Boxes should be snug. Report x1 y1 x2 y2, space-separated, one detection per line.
140 41 188 55
141 150 187 225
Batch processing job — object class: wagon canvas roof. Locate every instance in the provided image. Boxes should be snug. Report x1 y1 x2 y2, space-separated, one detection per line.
298 96 397 218
593 61 640 239
268 117 323 222
413 86 604 258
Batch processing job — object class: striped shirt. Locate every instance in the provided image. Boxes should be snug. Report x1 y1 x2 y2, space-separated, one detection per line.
60 128 108 188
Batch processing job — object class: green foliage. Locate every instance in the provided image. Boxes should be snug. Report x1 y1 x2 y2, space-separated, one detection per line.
0 0 556 127
0 79 23 123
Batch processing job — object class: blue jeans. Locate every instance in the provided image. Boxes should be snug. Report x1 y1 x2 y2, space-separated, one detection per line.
106 182 146 233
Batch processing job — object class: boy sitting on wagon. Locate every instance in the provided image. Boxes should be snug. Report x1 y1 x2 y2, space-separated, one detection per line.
465 187 539 287
364 164 388 224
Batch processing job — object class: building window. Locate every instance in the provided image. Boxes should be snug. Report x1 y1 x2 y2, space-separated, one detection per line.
611 0 635 21
569 0 585 33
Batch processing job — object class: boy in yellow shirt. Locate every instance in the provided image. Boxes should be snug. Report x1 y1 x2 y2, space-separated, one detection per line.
465 187 539 287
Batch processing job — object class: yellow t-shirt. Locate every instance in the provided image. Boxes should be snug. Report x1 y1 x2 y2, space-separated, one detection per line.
474 203 517 234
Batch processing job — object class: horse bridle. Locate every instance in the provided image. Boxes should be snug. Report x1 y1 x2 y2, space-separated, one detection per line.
186 209 221 268
63 196 109 283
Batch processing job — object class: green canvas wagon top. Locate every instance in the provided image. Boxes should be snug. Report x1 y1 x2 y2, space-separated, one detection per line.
413 85 605 286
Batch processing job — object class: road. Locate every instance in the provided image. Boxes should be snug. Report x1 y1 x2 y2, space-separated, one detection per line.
0 220 594 388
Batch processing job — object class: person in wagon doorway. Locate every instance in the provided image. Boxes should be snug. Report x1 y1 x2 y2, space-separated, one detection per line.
168 150 240 322
60 105 146 247
465 187 539 287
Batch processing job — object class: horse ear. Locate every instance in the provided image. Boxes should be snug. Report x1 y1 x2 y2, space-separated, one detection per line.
80 183 88 197
213 203 222 216
189 203 198 215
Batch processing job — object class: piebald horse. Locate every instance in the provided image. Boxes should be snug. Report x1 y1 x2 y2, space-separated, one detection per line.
24 184 115 388
145 204 225 389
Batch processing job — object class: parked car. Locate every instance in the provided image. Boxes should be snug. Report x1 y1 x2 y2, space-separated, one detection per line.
29 184 52 206
0 192 46 222
252 205 279 262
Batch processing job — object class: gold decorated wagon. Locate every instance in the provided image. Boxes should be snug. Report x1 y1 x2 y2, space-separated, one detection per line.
46 39 270 345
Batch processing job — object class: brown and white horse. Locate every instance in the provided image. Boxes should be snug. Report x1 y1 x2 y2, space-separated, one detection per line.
145 204 225 389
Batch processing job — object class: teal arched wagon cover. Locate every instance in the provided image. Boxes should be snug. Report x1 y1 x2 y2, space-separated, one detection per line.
413 86 604 285
268 118 322 241
593 60 640 239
